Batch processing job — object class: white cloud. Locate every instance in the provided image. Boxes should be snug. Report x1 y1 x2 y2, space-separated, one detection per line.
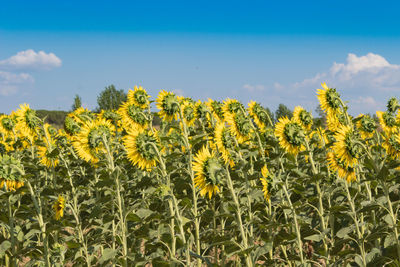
243 84 265 92
0 71 34 96
0 49 62 70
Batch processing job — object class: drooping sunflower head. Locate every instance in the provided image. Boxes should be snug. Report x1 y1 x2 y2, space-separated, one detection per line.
123 128 159 171
214 122 235 167
64 115 81 136
383 134 400 160
274 117 305 155
15 103 40 138
387 97 400 113
326 110 346 132
377 111 397 133
181 100 196 126
248 101 270 129
71 107 95 124
195 100 209 121
293 106 313 131
260 165 272 201
317 83 341 115
206 98 224 121
0 154 25 192
53 195 65 220
193 146 224 199
332 125 363 167
98 109 121 123
127 85 150 109
37 142 59 168
0 115 16 135
227 111 252 144
327 152 356 183
119 101 149 130
356 114 376 140
156 90 179 122
222 98 244 120
73 119 115 163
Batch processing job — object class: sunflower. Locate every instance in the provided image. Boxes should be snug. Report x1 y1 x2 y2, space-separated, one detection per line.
214 122 235 167
274 117 305 155
15 103 40 138
195 100 210 121
383 134 400 160
327 152 356 182
0 154 25 192
156 90 179 122
0 115 16 136
43 123 58 139
123 128 159 171
206 98 224 122
356 114 376 140
222 99 244 120
37 142 59 168
118 101 149 130
97 109 121 124
326 110 346 132
72 119 115 163
316 83 341 115
225 111 252 144
332 125 363 167
377 111 397 133
293 106 313 131
248 101 270 129
64 115 81 136
260 165 272 201
70 107 95 125
181 100 196 126
387 97 400 113
193 146 224 199
53 195 65 220
127 85 150 109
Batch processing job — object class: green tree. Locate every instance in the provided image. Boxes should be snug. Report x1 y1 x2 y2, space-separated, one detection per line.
97 85 127 111
275 103 293 120
71 94 82 111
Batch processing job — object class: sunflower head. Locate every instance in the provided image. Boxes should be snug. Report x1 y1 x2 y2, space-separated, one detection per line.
384 134 400 159
15 104 40 137
206 99 224 121
377 111 397 133
156 90 179 122
327 152 356 183
274 117 305 155
387 97 400 113
0 154 25 192
123 128 159 171
229 112 252 143
53 195 65 220
356 114 376 139
127 86 150 109
222 99 244 119
0 115 16 134
248 101 270 129
181 100 196 126
193 146 224 199
64 116 81 136
333 125 363 167
293 106 313 131
260 165 272 201
214 122 235 167
38 143 59 168
317 83 341 114
119 102 149 130
195 101 209 121
99 110 121 122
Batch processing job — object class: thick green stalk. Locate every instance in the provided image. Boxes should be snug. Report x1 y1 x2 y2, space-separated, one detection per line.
7 196 17 267
382 182 400 263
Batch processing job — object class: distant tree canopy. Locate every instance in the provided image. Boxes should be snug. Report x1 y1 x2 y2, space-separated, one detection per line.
36 110 68 128
71 94 82 111
96 85 127 111
275 103 293 120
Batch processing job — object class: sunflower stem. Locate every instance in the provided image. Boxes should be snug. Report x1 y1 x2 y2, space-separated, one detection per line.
7 195 17 267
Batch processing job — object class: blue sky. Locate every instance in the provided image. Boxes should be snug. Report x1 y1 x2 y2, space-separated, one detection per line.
1 0 400 114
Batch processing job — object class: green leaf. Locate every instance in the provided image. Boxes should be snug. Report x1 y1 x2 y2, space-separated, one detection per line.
304 234 322 242
99 248 117 264
336 226 352 238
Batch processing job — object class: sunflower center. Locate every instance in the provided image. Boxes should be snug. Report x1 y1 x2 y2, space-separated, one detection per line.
360 116 376 133
284 122 304 146
299 110 312 126
228 102 243 114
183 106 195 122
64 117 81 135
136 133 158 160
234 113 251 135
127 104 148 125
253 104 269 125
205 157 224 185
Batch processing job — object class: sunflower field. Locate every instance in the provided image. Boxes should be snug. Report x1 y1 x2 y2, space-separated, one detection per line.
1 83 400 266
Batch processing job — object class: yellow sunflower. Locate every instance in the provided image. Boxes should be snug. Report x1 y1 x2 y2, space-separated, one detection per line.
293 106 313 131
383 133 400 160
123 128 159 171
156 90 179 122
316 82 341 115
15 103 40 138
127 85 150 109
206 98 224 122
327 152 356 182
53 195 65 220
326 110 346 132
0 154 25 192
0 114 16 136
181 100 197 126
118 101 149 130
248 101 271 129
193 146 223 199
37 142 59 168
222 98 244 121
72 119 115 163
274 117 305 155
356 114 376 139
70 107 95 125
377 111 397 134
214 122 235 167
332 125 363 168
260 165 271 201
